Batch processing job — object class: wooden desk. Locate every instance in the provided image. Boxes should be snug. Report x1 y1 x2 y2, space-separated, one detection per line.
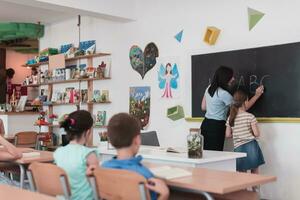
0 184 56 200
1 148 54 188
16 149 53 164
145 162 276 200
99 146 246 171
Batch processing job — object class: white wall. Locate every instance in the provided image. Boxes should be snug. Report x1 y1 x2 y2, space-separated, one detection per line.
39 0 300 199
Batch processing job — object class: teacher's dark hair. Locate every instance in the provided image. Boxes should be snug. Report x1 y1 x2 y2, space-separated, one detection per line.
208 66 233 97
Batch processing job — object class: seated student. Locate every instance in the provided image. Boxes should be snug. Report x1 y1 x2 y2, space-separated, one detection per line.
0 135 22 186
54 110 99 200
102 113 169 200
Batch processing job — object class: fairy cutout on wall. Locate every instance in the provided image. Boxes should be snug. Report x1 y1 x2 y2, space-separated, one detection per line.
158 63 179 98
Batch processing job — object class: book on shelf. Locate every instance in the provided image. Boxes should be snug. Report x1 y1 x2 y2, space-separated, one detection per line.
101 90 109 102
81 89 88 103
95 111 106 126
65 87 74 103
93 90 101 102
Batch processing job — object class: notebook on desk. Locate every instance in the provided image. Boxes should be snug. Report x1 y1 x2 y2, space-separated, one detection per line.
150 166 192 180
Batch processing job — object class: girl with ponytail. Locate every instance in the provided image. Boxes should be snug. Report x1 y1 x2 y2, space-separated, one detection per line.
226 90 265 175
54 110 99 200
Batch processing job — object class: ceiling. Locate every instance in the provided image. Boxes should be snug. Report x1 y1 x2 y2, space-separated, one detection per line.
0 1 73 24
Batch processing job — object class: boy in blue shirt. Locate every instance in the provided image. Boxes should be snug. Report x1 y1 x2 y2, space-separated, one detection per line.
102 113 169 200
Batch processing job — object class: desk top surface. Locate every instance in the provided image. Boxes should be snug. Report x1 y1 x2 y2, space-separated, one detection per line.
98 145 246 164
15 148 54 164
145 162 276 194
0 184 56 200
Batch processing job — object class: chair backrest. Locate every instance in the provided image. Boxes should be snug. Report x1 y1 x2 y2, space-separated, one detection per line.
90 168 151 200
27 162 71 199
141 131 160 146
14 131 38 148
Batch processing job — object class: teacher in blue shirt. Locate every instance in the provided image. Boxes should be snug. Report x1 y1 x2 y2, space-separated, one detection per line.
201 66 264 151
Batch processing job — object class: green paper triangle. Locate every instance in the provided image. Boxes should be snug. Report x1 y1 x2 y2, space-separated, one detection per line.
248 7 265 31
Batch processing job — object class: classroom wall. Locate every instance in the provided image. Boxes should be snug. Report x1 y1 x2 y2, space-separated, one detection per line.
39 0 300 199
6 50 36 84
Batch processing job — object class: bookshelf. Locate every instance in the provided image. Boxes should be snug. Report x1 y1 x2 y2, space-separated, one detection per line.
22 53 111 68
23 77 111 87
26 53 111 146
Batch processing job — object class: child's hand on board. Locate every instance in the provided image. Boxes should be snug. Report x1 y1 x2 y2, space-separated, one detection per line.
255 85 264 97
146 178 169 200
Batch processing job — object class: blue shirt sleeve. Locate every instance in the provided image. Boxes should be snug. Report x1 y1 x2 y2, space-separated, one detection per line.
221 90 233 106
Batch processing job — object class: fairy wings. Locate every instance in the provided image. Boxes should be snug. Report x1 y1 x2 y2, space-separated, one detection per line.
158 63 179 89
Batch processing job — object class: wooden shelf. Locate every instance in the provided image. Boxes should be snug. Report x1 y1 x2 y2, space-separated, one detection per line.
22 84 40 87
0 111 40 115
22 61 48 68
86 101 111 105
23 77 111 87
49 102 79 106
23 53 111 68
93 125 107 129
34 124 60 127
65 53 111 62
41 77 111 85
44 101 111 106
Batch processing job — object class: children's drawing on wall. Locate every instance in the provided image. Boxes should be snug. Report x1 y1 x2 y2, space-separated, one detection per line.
129 86 151 129
158 62 179 98
129 42 159 79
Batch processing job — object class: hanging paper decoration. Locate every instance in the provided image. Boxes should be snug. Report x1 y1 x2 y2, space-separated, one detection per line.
248 7 265 31
174 30 183 43
167 105 185 121
158 61 180 99
129 42 159 79
129 86 151 129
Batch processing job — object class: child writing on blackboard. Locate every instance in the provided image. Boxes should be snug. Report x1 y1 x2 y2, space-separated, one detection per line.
225 89 265 175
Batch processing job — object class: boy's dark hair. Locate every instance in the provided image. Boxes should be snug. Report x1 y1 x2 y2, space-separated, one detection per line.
60 110 93 141
107 113 141 148
6 68 15 79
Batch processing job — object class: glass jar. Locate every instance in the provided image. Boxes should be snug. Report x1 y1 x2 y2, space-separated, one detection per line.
187 129 204 159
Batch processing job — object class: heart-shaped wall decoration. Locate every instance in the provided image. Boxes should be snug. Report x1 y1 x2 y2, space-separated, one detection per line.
129 42 159 79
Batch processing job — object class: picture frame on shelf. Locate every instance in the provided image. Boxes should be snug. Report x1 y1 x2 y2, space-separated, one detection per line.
16 96 28 112
95 111 106 126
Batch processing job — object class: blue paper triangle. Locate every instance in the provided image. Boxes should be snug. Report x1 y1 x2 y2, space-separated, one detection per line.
175 30 183 43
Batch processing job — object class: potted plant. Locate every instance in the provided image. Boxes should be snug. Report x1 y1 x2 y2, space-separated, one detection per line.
36 111 49 125
48 114 58 124
187 131 203 159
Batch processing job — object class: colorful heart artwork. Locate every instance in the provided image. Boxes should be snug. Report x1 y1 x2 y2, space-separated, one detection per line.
129 42 159 79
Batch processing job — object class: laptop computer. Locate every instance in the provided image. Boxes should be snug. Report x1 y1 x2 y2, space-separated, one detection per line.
141 131 160 146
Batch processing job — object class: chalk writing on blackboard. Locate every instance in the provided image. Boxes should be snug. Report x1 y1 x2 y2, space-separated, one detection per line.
208 74 271 94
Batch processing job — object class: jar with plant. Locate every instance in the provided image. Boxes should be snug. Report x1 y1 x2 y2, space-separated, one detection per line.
187 129 204 159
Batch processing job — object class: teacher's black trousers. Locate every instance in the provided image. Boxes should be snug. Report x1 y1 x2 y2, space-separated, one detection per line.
200 118 226 151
